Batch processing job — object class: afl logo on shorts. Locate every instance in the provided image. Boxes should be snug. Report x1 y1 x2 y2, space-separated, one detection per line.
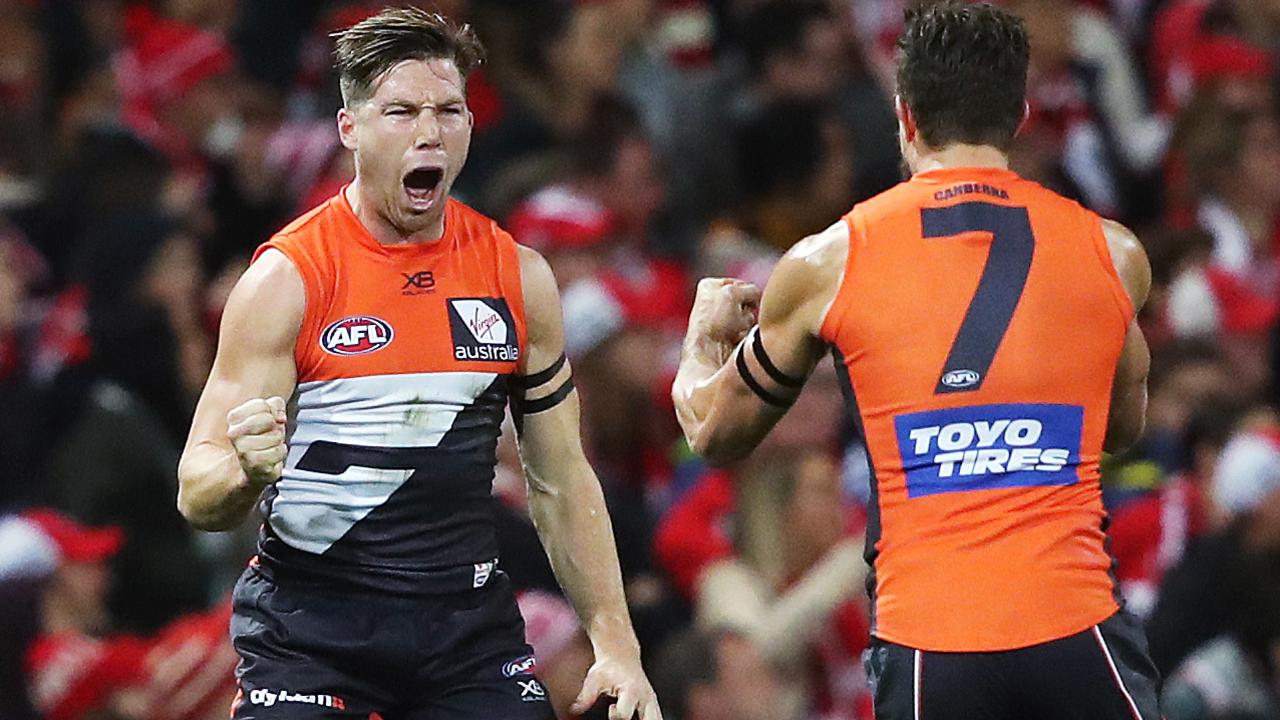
320 316 394 355
941 369 981 389
502 655 537 678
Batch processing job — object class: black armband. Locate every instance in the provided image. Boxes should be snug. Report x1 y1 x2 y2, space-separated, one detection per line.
512 354 575 434
750 326 804 387
516 353 567 391
519 377 576 415
735 343 794 409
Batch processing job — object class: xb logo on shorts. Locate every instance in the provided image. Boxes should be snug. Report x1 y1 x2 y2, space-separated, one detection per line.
447 298 519 362
894 403 1084 498
320 316 394 355
517 678 548 702
247 688 347 710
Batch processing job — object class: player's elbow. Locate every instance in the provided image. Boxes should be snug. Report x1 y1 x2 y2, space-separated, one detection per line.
690 431 749 467
176 485 225 532
176 463 240 532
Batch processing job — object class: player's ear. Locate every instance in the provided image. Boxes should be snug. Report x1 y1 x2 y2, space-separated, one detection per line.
895 95 917 143
337 107 358 151
1015 100 1031 137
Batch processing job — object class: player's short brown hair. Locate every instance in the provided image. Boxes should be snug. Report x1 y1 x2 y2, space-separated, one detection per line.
896 1 1029 150
332 6 485 107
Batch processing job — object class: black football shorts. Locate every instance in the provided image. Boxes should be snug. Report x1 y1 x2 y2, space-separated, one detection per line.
229 565 555 720
866 610 1162 720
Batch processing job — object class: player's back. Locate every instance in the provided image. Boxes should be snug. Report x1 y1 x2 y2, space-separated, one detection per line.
820 167 1134 652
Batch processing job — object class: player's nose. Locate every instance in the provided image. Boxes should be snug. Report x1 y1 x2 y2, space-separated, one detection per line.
414 114 443 148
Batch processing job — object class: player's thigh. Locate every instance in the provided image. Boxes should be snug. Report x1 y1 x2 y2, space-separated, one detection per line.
1017 613 1161 720
229 569 388 720
865 639 1016 720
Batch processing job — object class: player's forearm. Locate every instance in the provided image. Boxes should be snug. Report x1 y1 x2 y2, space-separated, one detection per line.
177 442 264 532
672 330 740 461
526 469 640 658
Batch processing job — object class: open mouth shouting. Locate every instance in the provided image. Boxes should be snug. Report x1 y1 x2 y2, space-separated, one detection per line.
402 165 444 211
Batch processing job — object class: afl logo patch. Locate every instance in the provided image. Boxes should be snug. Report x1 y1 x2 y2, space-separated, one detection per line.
941 369 981 389
502 655 537 678
320 316 394 355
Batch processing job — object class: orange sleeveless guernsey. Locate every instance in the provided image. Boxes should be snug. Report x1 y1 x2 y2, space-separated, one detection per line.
249 189 527 595
820 167 1134 652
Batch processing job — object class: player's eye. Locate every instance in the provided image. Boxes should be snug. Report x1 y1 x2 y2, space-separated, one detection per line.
441 105 464 115
385 106 413 116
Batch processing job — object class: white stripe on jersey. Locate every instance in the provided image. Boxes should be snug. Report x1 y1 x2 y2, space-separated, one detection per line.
271 371 499 554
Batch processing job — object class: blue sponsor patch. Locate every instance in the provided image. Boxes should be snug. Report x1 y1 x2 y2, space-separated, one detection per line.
893 403 1084 498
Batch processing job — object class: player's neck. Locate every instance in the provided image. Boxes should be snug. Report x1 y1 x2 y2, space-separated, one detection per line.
911 144 1010 176
346 181 446 246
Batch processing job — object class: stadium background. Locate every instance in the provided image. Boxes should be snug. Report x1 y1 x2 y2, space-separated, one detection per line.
1 0 1279 718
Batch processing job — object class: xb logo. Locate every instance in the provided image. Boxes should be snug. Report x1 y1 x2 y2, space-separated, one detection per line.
401 271 436 294
517 679 547 702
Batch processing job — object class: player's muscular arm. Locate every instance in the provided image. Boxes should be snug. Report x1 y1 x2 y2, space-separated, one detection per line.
673 221 848 465
513 247 661 720
1102 219 1152 454
177 250 303 532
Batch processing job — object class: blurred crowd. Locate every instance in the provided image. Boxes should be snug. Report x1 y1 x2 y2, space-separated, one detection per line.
1 0 1280 719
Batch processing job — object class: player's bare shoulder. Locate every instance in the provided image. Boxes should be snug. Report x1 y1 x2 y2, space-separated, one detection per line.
760 219 851 333
514 244 566 373
515 245 559 328
1100 219 1151 311
220 249 306 351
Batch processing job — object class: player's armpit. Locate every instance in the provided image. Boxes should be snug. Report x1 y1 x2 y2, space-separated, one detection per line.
674 222 848 466
178 249 303 531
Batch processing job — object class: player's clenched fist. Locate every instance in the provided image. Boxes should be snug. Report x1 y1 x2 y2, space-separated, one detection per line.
227 396 288 487
689 278 760 346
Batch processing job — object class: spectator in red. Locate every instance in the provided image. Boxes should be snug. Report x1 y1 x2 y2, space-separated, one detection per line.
566 96 691 324
18 510 150 720
1170 107 1280 393
120 603 238 720
113 5 237 175
507 183 615 290
8 508 238 720
1151 0 1280 113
